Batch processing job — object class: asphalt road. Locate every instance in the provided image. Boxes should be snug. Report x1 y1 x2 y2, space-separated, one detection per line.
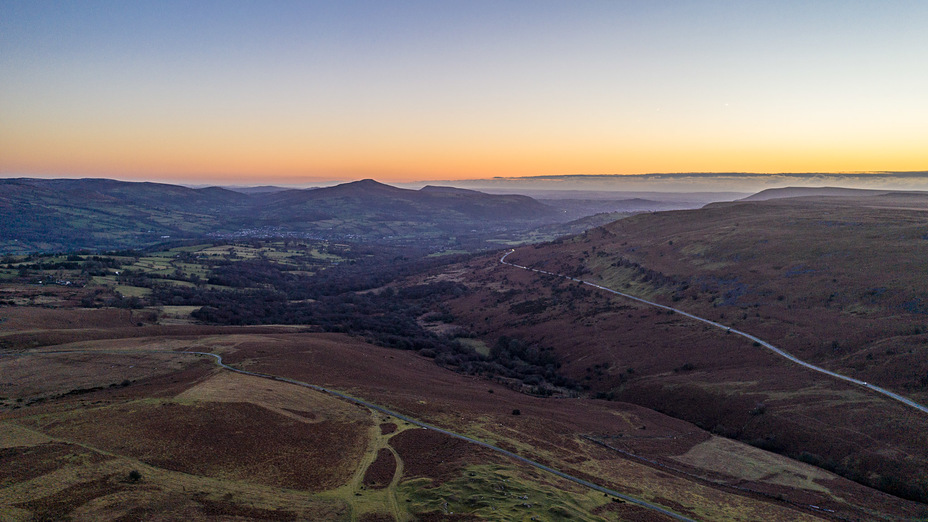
500 250 928 416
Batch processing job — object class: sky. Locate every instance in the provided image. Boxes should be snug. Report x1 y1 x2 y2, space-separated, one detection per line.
2 0 927 185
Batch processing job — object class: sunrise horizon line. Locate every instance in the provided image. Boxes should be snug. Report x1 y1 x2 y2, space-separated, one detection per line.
4 169 928 187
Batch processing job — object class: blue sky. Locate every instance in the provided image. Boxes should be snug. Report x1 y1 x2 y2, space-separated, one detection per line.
2 1 926 183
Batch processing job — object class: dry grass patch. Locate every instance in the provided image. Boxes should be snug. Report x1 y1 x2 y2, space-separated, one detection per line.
0 307 138 332
158 305 200 323
176 371 371 426
0 422 54 448
0 438 351 522
21 400 369 492
671 436 832 493
0 351 193 404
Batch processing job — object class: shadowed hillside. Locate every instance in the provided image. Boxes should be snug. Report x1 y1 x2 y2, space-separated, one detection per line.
0 179 251 252
252 179 556 228
0 178 561 253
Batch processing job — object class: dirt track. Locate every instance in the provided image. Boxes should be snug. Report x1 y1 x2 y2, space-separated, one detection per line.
186 349 698 522
2 346 695 521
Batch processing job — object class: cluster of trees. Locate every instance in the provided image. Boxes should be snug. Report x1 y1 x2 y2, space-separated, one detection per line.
146 253 579 393
33 240 582 397
141 251 471 352
6 252 134 281
8 260 82 270
481 336 576 389
422 335 579 395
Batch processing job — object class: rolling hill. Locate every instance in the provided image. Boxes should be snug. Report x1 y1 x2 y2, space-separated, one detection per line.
420 189 928 506
250 180 556 231
0 178 562 253
5 182 928 517
3 187 928 518
739 186 912 201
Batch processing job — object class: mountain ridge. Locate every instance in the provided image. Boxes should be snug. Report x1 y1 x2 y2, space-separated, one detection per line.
0 177 560 253
740 186 897 201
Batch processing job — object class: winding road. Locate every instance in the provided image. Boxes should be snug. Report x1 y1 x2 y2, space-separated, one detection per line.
500 249 928 415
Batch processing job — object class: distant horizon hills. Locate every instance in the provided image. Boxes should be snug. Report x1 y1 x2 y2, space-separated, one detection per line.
0 178 559 253
3 177 655 254
3 175 926 254
410 171 928 194
211 171 928 203
206 170 928 193
5 170 928 194
6 174 925 200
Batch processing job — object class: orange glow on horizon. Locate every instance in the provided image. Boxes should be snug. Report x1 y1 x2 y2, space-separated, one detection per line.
3 3 926 185
2 124 925 185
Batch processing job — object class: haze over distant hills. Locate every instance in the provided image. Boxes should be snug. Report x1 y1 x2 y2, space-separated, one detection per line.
413 171 928 193
3 177 769 254
0 178 573 253
740 186 928 201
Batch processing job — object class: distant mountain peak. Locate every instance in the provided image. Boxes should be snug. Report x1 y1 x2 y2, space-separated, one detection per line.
349 178 389 187
0 177 559 253
318 179 410 196
418 185 481 195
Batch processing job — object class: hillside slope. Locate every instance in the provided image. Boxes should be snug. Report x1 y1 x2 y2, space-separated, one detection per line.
0 178 251 252
426 191 928 504
253 179 556 229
